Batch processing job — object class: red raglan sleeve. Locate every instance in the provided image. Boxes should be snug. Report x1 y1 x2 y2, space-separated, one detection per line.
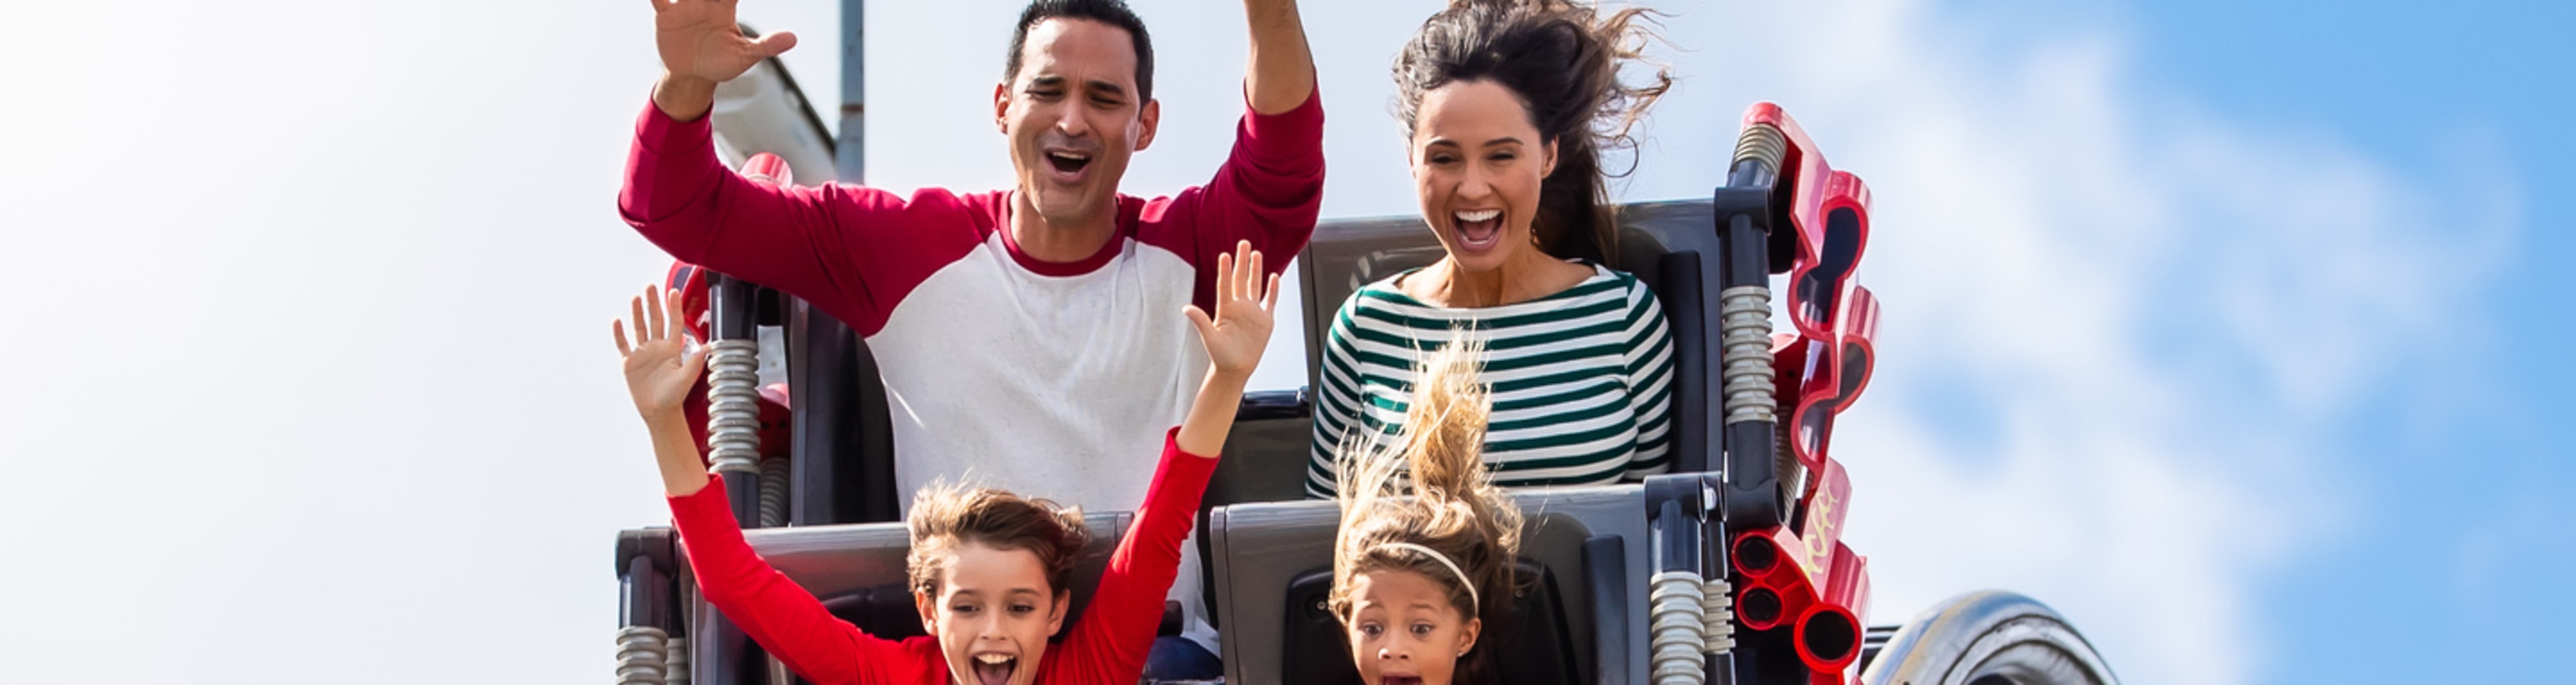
670 478 907 685
1149 90 1326 312
1048 429 1220 684
618 101 975 334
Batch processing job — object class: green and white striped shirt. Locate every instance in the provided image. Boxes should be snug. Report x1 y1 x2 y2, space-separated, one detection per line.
1308 264 1675 498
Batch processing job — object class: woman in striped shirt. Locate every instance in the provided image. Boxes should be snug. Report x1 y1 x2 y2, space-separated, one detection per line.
1309 0 1675 498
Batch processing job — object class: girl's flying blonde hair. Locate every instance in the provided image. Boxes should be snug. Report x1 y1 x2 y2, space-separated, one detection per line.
1330 337 1525 678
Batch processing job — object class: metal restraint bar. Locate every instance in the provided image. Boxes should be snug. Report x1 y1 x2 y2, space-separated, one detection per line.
1712 123 1790 531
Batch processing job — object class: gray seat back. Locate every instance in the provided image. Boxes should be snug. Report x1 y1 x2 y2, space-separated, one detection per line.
1209 485 1652 685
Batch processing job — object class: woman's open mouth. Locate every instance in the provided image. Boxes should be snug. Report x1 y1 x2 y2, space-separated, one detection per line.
1452 209 1503 253
971 651 1018 685
1379 675 1424 685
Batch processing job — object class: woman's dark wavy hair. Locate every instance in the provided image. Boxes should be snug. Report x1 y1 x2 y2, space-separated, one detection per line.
1394 0 1672 265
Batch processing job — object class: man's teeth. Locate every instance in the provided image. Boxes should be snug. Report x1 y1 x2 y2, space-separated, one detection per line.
974 653 1014 664
1049 152 1089 161
1454 209 1501 223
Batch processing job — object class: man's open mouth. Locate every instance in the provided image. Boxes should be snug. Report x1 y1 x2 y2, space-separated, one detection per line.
1044 150 1092 176
971 651 1018 685
1452 208 1503 252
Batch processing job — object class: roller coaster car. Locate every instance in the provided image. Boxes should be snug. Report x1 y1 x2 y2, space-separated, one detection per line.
612 103 2121 685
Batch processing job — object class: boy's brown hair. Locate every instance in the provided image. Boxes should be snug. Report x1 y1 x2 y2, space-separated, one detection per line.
906 484 1092 596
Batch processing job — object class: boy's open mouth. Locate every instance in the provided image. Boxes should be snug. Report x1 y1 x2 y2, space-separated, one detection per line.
971 651 1018 685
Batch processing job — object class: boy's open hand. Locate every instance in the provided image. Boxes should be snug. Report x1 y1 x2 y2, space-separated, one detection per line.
652 0 798 87
614 285 706 421
1185 241 1283 378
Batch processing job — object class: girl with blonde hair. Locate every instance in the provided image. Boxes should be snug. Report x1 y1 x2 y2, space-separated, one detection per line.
1331 339 1525 685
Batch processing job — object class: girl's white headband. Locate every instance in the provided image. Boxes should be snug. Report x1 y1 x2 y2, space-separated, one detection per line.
1372 541 1479 609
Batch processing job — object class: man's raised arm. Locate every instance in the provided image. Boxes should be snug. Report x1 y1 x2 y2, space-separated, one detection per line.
1165 0 1326 309
623 0 967 335
1243 0 1316 115
649 0 799 121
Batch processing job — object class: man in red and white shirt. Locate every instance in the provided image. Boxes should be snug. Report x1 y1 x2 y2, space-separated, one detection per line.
619 0 1321 677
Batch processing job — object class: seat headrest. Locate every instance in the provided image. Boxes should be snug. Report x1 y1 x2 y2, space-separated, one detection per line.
721 511 1134 641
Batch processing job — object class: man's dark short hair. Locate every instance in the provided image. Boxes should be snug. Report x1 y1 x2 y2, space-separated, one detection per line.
1004 0 1156 102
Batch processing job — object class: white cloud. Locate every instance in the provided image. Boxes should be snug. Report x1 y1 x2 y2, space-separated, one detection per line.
1599 1 2503 684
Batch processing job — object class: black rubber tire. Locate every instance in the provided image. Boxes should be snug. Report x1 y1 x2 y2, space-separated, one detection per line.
1858 590 2118 685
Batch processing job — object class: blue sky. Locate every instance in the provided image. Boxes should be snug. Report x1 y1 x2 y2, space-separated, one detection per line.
0 1 2564 683
2108 1 2575 681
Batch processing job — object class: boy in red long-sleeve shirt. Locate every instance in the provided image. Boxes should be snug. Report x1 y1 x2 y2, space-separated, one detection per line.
613 244 1281 685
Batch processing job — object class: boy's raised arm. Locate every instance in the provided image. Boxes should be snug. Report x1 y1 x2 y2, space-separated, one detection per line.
1178 241 1283 456
613 286 715 497
613 285 892 684
1055 244 1279 681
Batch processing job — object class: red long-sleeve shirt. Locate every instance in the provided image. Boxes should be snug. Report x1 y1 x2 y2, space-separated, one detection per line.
667 430 1218 685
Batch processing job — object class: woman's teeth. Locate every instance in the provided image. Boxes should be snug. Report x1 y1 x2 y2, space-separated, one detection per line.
1453 209 1503 249
974 653 1014 665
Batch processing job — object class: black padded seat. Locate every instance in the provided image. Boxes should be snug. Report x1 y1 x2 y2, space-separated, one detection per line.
1208 485 1653 685
1278 558 1579 685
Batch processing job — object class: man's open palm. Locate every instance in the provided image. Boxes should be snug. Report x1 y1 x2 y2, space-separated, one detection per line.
653 0 798 85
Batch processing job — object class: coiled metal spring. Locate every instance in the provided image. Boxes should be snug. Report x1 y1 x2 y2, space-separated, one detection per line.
614 625 668 685
1718 286 1776 424
663 636 690 685
1650 571 1710 685
1701 577 1735 654
1733 123 1787 172
704 339 763 475
758 455 791 528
